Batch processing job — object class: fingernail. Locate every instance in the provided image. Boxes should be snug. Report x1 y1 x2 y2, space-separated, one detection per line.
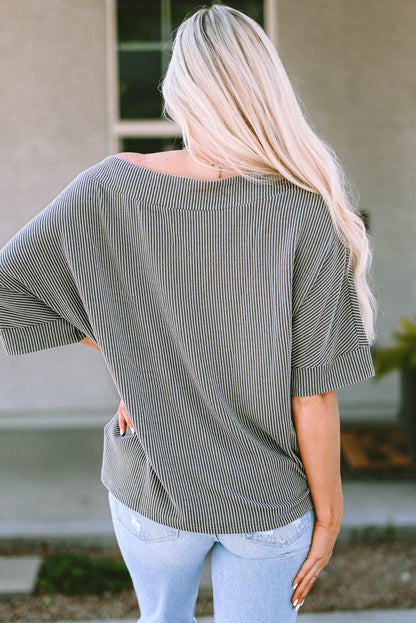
120 428 125 436
295 600 304 612
129 426 135 434
293 599 298 608
292 583 299 590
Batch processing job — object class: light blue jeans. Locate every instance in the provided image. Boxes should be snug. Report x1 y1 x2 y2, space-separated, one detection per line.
108 491 315 623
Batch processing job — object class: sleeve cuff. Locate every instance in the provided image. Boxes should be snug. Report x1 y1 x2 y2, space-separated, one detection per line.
291 345 375 396
0 318 86 356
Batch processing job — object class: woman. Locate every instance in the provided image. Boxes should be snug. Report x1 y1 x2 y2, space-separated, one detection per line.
0 4 376 623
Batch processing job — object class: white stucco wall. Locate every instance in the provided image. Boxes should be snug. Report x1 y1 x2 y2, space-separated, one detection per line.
278 0 416 419
0 0 118 422
1 0 414 424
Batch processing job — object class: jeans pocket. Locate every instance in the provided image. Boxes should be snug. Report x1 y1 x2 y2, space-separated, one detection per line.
243 509 314 546
114 497 179 542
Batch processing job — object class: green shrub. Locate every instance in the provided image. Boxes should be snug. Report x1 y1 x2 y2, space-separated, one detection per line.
35 552 133 595
372 315 416 379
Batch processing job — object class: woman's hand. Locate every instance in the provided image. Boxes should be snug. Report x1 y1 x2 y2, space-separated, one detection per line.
291 518 341 609
117 399 135 436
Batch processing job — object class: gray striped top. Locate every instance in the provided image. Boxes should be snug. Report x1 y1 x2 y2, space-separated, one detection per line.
0 155 375 534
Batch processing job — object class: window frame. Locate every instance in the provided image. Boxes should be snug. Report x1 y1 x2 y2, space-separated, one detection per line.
105 0 279 154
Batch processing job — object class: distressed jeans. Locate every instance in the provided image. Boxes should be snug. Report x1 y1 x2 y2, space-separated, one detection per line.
108 490 314 623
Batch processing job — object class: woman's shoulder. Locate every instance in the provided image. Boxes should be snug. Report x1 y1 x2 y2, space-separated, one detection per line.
115 151 177 173
115 152 146 166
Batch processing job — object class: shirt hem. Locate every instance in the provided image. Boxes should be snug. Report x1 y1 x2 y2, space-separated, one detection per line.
101 473 314 534
0 320 86 356
290 345 375 396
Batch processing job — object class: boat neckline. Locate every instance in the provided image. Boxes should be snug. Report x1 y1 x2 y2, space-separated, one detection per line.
89 155 293 210
111 154 280 185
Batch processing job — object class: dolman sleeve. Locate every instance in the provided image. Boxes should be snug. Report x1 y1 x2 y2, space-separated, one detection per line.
0 170 96 356
291 195 375 396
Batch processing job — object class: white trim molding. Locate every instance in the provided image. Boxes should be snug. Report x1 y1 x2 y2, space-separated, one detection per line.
105 0 119 153
265 0 279 50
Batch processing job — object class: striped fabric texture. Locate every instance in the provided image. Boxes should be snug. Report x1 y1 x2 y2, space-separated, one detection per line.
0 155 375 533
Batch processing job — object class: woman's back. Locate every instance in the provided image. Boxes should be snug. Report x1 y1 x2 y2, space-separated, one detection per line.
116 149 240 181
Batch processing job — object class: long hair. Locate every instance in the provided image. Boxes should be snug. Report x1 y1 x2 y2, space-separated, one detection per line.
161 3 377 344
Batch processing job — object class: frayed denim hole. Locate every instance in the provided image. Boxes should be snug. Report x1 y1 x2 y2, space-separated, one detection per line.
115 499 179 541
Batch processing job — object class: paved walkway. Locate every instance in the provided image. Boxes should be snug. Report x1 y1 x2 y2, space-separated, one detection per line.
20 612 416 623
297 612 416 622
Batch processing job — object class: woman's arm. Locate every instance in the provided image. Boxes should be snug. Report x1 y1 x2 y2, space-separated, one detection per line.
80 336 101 351
290 389 343 609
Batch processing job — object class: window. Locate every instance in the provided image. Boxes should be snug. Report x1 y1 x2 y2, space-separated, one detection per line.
107 0 277 154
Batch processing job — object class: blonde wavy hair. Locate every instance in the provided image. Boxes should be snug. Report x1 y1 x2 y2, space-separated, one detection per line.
161 3 377 344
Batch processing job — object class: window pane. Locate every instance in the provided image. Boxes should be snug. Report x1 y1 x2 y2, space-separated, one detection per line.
121 137 184 153
117 0 161 42
170 1 264 32
119 51 163 119
116 1 264 123
170 1 203 32
222 1 263 24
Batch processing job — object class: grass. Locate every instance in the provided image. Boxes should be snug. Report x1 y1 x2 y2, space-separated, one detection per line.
346 521 397 544
35 552 133 595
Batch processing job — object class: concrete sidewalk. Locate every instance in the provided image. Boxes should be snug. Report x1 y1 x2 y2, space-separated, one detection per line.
17 612 416 623
296 612 416 622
